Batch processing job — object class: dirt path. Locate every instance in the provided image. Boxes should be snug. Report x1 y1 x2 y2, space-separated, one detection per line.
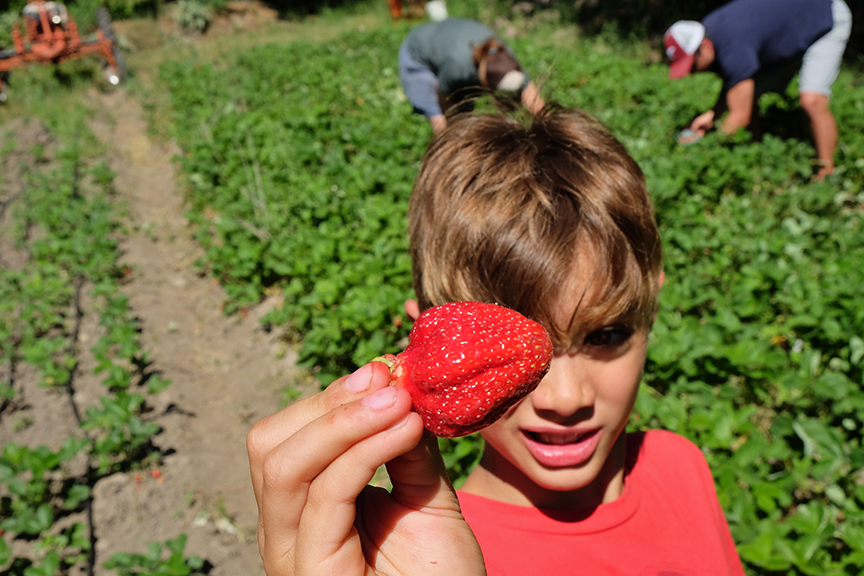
86 89 301 575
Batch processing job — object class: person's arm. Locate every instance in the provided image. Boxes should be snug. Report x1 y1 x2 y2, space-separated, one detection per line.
400 56 445 126
689 88 724 135
689 79 754 136
520 81 545 114
718 79 754 134
246 362 487 576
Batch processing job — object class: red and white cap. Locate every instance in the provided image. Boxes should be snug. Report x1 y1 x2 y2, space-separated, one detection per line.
664 21 706 79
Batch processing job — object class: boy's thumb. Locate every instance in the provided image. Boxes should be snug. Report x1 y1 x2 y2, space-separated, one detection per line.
386 431 463 514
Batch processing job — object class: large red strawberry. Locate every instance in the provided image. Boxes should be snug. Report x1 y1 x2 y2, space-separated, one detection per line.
375 301 553 438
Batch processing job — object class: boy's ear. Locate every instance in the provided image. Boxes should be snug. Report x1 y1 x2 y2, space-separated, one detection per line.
652 270 666 325
404 299 421 321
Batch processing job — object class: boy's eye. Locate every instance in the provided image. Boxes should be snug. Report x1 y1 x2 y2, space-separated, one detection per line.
583 325 633 348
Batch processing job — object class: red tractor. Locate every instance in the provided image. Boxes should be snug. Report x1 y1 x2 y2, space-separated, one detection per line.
0 2 126 102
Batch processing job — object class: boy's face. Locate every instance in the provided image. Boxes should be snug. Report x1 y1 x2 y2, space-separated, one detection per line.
463 270 650 510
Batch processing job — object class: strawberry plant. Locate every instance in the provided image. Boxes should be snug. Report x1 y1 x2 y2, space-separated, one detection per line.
82 391 162 474
103 535 206 576
0 440 90 535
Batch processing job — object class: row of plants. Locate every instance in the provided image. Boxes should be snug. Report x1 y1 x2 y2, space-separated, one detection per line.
0 115 203 574
156 16 864 576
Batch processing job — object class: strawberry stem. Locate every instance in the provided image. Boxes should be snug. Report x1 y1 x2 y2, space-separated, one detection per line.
370 354 397 370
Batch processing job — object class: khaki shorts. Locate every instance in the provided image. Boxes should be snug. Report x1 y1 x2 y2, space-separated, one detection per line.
798 0 852 97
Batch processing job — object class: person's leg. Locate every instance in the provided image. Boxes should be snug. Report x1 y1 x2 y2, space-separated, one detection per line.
797 0 852 179
799 92 837 179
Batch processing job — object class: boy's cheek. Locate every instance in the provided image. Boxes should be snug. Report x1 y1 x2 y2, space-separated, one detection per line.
497 395 532 422
479 399 530 442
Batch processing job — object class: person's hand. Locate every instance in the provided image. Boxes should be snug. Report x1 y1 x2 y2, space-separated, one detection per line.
429 114 447 134
247 362 487 576
689 110 715 136
676 129 701 146
520 81 545 114
813 161 835 182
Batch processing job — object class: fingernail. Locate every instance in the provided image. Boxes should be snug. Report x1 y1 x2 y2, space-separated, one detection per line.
361 387 398 410
345 364 372 393
388 414 412 430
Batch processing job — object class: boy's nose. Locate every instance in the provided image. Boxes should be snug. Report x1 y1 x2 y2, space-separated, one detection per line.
528 355 595 419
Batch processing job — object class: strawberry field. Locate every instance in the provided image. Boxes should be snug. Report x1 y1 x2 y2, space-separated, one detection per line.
2 1 864 574
157 15 864 575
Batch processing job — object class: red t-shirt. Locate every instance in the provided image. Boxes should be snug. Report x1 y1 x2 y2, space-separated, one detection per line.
456 430 745 576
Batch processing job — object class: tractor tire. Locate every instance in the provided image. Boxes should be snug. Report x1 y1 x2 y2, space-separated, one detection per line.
96 7 126 86
108 44 127 85
97 7 117 43
101 44 126 86
0 71 8 104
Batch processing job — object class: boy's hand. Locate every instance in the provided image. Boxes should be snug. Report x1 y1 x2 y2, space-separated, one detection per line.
247 362 487 576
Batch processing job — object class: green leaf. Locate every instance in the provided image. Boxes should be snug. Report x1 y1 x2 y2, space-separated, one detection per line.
851 336 864 365
738 531 775 565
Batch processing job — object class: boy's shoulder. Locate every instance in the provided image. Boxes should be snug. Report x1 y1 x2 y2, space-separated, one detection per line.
628 428 702 455
626 429 712 485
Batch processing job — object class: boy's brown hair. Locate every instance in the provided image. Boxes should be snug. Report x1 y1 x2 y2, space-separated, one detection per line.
408 105 663 349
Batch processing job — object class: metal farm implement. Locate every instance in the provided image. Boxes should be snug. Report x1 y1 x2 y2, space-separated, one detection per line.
0 2 126 102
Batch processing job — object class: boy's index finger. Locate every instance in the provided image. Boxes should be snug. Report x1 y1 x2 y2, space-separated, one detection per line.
247 362 394 499
250 362 392 452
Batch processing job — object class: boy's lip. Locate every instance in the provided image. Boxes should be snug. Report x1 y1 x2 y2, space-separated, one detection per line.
520 427 602 468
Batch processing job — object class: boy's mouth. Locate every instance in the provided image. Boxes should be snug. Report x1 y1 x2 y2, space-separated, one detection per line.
525 430 597 445
521 429 602 467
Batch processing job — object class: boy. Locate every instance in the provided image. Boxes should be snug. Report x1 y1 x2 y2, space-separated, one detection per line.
246 107 746 575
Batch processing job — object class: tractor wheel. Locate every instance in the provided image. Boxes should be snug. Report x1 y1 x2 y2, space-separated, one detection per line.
103 45 126 86
97 7 117 43
96 8 126 86
0 72 8 104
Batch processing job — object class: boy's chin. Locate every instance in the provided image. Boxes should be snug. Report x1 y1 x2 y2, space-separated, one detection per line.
529 462 605 492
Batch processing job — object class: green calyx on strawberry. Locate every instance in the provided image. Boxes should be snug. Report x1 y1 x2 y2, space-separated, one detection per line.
374 301 553 438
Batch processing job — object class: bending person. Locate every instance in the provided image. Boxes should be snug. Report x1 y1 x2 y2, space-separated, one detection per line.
665 0 852 180
399 17 544 133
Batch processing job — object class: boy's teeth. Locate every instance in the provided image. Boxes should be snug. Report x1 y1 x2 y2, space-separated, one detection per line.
537 433 583 445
